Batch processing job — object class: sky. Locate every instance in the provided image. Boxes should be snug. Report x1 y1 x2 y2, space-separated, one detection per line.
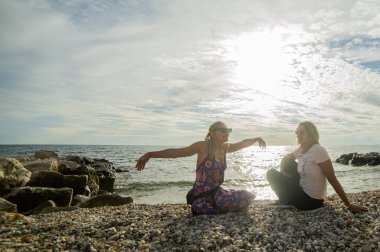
0 0 379 146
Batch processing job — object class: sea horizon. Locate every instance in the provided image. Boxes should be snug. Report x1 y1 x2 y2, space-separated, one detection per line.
1 144 379 204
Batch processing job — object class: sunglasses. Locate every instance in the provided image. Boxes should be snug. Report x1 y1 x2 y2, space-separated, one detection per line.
213 128 232 134
295 130 305 135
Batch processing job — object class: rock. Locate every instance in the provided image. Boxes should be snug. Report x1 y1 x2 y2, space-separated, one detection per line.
63 155 87 165
77 194 133 208
0 158 32 195
21 158 59 173
22 199 79 215
4 187 73 213
26 171 65 188
23 200 57 215
98 176 115 193
351 155 368 166
336 152 380 166
336 153 356 165
34 150 59 159
92 160 116 193
71 194 90 206
0 197 17 212
26 171 89 196
58 162 99 196
63 175 89 195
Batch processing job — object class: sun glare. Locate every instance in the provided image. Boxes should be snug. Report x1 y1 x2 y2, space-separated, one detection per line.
222 28 295 93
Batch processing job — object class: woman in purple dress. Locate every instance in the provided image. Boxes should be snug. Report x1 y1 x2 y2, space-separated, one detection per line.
135 121 266 215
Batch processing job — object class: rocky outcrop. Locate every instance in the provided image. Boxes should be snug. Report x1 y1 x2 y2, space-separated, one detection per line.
336 152 380 166
0 149 133 215
4 187 73 213
0 158 32 195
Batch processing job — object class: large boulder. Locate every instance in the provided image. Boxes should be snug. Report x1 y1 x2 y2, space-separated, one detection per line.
0 158 32 195
4 187 73 213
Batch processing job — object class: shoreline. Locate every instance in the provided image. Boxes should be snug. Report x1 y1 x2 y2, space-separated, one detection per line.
1 190 379 251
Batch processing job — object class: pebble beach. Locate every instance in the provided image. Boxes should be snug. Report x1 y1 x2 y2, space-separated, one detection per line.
1 190 379 252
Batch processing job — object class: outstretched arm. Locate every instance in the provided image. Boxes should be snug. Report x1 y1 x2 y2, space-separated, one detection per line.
319 159 368 213
135 141 202 171
226 137 266 153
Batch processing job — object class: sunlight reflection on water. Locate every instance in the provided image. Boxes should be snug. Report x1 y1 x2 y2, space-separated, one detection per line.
227 145 294 200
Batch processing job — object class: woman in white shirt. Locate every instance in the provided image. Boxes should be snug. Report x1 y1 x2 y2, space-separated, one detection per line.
266 121 367 213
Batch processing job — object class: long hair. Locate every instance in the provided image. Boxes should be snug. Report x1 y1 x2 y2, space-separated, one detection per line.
205 121 226 160
299 121 320 144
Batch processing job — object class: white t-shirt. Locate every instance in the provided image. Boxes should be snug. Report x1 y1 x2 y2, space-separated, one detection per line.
292 144 330 199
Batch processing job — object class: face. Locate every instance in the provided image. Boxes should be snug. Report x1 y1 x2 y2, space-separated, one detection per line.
211 124 231 143
295 125 310 146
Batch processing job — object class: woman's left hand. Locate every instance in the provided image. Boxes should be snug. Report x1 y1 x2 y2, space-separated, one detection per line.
348 204 368 214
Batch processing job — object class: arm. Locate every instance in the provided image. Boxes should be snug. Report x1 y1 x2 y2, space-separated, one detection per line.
319 159 368 213
135 141 202 171
226 137 266 153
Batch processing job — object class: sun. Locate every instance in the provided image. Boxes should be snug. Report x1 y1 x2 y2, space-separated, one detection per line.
221 28 295 94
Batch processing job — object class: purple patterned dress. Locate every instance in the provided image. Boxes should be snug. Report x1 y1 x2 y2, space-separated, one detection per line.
188 155 255 215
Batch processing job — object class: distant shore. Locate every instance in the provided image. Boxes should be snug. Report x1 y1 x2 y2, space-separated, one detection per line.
1 190 379 251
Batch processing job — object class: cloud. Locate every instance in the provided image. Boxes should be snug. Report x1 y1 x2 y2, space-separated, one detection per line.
0 0 380 145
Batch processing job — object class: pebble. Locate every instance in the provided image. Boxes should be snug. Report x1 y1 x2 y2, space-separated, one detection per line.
0 190 379 251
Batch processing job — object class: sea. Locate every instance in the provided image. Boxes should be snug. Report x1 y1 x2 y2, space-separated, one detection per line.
0 145 379 205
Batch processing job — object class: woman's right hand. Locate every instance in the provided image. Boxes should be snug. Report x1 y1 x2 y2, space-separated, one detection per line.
255 137 266 149
135 152 150 171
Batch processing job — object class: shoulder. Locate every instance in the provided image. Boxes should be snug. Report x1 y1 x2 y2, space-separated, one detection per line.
191 141 208 152
311 144 330 159
312 144 327 153
222 142 230 152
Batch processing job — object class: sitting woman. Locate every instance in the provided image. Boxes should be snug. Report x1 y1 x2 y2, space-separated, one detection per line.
266 121 368 213
135 121 266 215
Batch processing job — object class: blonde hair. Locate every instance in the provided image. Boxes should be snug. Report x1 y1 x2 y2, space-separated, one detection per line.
299 121 320 144
205 121 226 159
